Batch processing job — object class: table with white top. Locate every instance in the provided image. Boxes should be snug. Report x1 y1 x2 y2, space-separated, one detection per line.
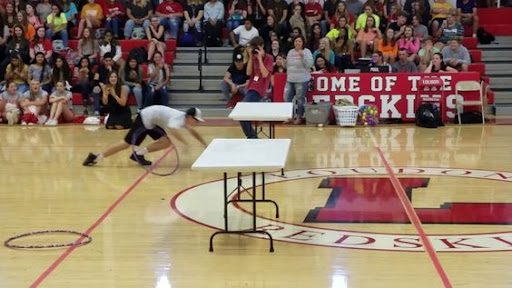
229 102 293 138
192 138 291 252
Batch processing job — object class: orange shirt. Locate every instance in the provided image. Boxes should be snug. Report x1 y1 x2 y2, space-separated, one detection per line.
25 24 35 42
377 39 398 57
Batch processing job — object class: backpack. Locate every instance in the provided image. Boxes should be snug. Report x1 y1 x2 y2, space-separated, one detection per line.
415 103 444 128
128 47 148 65
477 27 495 45
180 31 196 47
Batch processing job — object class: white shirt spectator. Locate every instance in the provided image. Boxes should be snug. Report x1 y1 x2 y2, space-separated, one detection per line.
232 25 259 46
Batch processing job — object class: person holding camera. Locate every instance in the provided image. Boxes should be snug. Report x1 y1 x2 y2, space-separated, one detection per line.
239 36 273 139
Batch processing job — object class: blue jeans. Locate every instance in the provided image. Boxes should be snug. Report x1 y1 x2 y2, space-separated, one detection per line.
128 85 143 110
220 80 246 100
46 29 68 48
145 86 168 107
16 83 29 94
106 18 121 37
160 17 182 39
124 19 150 39
240 90 261 139
285 81 308 118
226 19 242 31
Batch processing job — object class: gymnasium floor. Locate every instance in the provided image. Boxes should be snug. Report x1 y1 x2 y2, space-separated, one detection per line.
0 123 511 287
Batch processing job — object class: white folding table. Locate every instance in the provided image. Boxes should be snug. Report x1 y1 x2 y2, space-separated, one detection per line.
228 102 293 138
192 138 291 252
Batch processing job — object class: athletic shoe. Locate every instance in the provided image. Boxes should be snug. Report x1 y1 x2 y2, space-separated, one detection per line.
129 153 152 166
45 119 58 126
6 112 14 125
38 115 48 125
83 153 98 166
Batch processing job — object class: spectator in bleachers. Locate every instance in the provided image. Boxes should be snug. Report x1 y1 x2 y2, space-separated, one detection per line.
322 0 341 36
147 51 170 106
221 52 248 101
124 0 153 40
437 10 464 46
6 25 30 63
16 11 36 42
46 4 69 48
146 16 167 61
102 71 132 129
51 55 72 86
346 0 363 17
457 0 478 37
267 0 289 38
326 16 355 41
46 80 74 125
377 28 398 64
77 0 104 39
333 27 354 70
313 37 335 64
286 34 313 125
273 52 286 74
397 25 420 62
0 81 22 125
92 52 118 115
74 56 94 115
355 4 380 31
5 4 17 31
230 17 259 47
289 4 306 39
370 51 392 71
424 52 457 72
78 27 99 64
284 26 302 53
441 38 470 71
26 4 42 28
36 0 52 25
269 39 282 61
266 31 280 53
121 56 145 111
330 2 355 30
20 80 49 124
4 53 29 93
307 23 322 51
313 54 336 73
99 30 123 64
388 11 408 40
183 0 204 45
240 36 273 138
430 0 454 38
29 52 53 93
61 0 78 31
156 0 183 40
410 0 430 26
261 15 278 48
103 0 125 39
13 0 24 14
203 0 224 47
391 48 418 72
304 0 323 32
418 36 439 71
403 0 430 24
30 27 53 63
386 4 400 24
365 0 386 31
226 0 248 32
0 18 10 61
412 14 429 39
247 0 267 29
356 15 381 58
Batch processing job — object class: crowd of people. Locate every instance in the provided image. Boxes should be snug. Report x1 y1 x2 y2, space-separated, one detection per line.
0 0 480 127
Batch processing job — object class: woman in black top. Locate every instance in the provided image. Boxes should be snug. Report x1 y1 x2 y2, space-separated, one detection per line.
425 53 457 73
102 70 132 129
146 16 166 62
51 55 72 87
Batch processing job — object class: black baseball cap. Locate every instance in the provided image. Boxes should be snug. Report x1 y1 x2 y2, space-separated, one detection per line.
186 107 205 122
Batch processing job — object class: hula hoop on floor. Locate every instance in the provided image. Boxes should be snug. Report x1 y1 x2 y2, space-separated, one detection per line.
4 230 92 249
130 127 180 176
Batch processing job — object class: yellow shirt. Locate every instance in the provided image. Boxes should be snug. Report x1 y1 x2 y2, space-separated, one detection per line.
355 13 380 31
47 13 68 32
432 2 453 19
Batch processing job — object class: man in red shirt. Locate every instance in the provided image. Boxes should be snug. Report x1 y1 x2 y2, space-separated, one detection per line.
240 36 274 139
156 0 184 39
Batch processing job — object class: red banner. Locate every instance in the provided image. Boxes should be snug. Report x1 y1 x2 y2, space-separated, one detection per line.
273 72 481 121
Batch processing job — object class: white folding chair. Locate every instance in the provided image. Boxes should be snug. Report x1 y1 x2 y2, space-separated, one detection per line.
455 80 485 125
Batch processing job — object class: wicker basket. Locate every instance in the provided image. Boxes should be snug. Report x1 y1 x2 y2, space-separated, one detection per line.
333 106 359 127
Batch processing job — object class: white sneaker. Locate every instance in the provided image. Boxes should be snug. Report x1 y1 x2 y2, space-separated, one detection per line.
45 119 58 126
38 115 48 125
6 112 13 125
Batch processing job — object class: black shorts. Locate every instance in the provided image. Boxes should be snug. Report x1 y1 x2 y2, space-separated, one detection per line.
124 114 166 146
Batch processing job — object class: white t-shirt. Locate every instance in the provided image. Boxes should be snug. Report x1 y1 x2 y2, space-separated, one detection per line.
140 105 186 130
233 26 259 46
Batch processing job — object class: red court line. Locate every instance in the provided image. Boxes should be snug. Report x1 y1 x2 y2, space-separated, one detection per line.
374 147 453 288
30 148 175 288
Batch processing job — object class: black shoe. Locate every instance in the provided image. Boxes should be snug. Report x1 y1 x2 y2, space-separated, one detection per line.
83 153 98 166
130 153 152 166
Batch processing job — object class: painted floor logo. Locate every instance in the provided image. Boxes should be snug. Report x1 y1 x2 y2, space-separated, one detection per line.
171 167 512 252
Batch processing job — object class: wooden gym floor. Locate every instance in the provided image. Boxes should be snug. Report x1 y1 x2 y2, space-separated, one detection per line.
0 123 511 287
